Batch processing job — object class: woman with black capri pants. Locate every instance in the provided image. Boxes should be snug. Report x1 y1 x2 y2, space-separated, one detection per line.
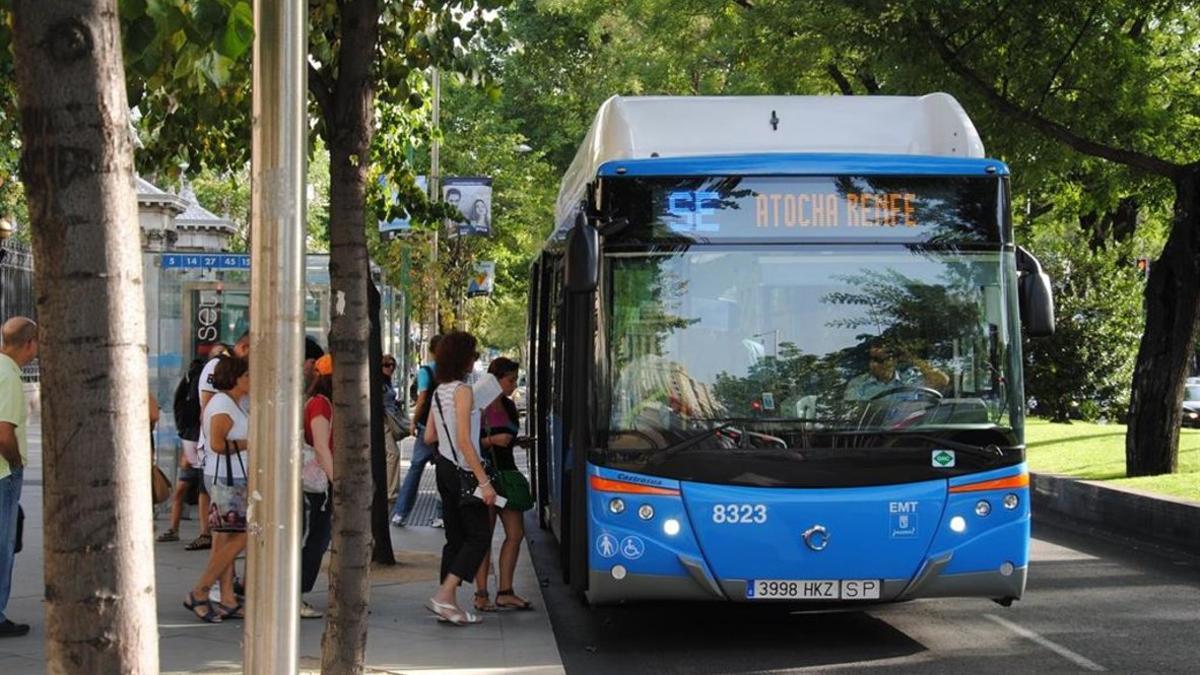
424 331 495 626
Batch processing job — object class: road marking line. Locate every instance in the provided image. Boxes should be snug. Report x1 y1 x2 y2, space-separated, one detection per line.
984 613 1105 672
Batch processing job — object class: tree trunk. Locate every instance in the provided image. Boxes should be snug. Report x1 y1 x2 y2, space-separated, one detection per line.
10 2 158 672
1126 167 1200 476
320 2 379 671
368 281 396 564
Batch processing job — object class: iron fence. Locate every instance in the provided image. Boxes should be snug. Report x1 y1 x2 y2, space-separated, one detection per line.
1 238 38 381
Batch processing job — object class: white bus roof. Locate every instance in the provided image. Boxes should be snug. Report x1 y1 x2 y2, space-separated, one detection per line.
556 94 986 227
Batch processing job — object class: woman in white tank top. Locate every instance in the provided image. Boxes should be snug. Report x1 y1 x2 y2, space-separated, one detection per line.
423 332 495 626
185 356 251 623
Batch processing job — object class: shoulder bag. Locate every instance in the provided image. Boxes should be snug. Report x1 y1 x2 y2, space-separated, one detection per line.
208 440 249 532
485 414 533 512
301 395 331 494
433 385 493 506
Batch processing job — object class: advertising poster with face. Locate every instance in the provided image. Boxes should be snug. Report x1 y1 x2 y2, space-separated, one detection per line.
466 261 496 297
444 176 493 237
378 175 426 238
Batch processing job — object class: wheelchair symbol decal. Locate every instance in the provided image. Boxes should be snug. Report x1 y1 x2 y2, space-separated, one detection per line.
620 536 645 560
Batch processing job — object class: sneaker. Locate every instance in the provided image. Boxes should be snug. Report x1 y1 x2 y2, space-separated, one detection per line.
390 514 405 527
300 601 323 619
430 517 444 529
0 619 30 638
156 529 179 543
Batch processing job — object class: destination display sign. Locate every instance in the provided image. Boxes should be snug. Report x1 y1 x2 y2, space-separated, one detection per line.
607 175 1004 243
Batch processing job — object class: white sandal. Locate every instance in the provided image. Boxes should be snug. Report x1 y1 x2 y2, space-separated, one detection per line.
426 598 468 626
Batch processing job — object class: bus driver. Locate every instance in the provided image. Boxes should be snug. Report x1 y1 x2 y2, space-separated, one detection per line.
843 339 949 402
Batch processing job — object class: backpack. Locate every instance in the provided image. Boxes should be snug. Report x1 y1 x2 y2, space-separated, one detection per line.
172 359 205 441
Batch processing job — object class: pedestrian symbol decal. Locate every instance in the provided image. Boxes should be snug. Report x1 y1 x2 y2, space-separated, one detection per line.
620 536 645 560
596 533 618 558
931 449 956 468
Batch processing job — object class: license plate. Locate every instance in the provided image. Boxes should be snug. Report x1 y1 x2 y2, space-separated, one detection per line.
746 579 881 600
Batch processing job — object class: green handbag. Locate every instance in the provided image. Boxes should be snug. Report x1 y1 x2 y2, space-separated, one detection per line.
486 421 534 512
495 467 534 512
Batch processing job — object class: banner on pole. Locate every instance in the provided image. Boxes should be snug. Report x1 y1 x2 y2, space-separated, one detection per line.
444 176 492 237
466 261 496 297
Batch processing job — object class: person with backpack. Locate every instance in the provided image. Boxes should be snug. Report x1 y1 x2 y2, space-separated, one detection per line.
392 335 444 527
157 357 212 550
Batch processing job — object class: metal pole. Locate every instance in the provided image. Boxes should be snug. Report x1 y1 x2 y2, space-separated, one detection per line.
429 67 440 342
246 1 305 672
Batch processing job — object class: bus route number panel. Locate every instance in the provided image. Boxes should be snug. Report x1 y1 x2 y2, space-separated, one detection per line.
746 579 882 600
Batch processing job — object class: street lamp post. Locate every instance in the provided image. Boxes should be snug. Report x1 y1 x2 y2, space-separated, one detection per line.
245 1 306 671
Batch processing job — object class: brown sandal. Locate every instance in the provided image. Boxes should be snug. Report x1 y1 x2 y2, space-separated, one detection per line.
473 590 496 612
496 589 533 611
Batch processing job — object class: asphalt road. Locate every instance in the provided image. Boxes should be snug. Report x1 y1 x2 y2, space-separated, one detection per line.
526 515 1200 673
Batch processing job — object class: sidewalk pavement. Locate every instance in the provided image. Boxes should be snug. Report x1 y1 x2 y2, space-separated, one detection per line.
0 418 564 674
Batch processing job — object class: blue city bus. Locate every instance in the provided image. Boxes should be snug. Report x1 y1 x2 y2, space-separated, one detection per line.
526 95 1055 605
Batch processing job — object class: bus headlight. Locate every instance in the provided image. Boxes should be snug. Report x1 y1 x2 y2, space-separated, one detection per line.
611 565 627 580
975 500 991 517
638 504 655 520
949 515 967 533
609 498 625 514
1003 493 1019 510
663 518 680 536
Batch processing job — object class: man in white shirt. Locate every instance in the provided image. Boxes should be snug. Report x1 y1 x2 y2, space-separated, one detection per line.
0 317 37 638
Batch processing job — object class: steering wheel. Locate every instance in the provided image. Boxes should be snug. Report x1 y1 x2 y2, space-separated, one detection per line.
868 385 944 403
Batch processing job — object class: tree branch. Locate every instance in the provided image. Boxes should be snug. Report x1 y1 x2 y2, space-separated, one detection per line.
857 70 880 95
826 63 855 95
1035 6 1099 110
917 16 1182 178
1128 15 1147 39
731 0 754 9
309 63 334 123
951 0 1012 53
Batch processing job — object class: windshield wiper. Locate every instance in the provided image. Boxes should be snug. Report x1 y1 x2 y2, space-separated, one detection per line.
656 422 737 458
856 430 1020 462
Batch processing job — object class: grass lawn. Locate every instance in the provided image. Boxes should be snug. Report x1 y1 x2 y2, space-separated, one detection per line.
1024 418 1200 503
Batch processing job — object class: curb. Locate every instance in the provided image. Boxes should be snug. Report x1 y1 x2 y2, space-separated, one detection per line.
1031 472 1200 557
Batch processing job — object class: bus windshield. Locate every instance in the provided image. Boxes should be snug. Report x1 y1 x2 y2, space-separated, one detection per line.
601 247 1024 483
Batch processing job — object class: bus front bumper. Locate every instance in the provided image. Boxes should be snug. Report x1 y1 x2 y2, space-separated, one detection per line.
586 559 1027 605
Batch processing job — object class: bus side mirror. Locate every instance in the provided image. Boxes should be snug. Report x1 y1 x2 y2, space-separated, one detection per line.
1016 247 1055 337
566 210 598 293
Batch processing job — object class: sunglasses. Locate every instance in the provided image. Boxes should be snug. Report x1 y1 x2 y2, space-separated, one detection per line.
382 362 396 368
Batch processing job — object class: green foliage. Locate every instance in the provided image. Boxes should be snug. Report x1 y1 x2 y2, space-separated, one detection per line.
123 0 254 179
190 165 249 251
369 73 556 349
1023 219 1147 422
0 5 26 239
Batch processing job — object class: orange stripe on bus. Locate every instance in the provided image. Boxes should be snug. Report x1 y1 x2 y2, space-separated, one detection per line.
590 475 680 496
948 472 1029 493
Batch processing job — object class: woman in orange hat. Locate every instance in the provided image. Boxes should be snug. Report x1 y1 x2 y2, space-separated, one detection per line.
299 353 335 619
